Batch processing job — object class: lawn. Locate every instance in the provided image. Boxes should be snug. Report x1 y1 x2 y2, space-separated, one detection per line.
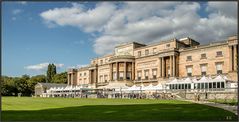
208 99 238 106
2 97 237 121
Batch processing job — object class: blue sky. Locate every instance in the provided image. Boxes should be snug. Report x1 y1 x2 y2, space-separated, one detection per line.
2 1 237 77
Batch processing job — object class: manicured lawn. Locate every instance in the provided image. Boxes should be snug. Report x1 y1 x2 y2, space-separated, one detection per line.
209 99 238 106
2 97 237 121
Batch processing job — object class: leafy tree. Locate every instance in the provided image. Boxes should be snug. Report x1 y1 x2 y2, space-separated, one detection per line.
47 63 56 82
52 72 67 84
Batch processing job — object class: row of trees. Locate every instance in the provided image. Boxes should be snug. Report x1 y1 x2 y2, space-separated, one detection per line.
1 64 67 96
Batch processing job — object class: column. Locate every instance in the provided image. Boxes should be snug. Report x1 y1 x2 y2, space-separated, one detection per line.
170 56 173 77
233 45 237 71
109 63 113 81
71 73 74 85
116 62 119 80
89 70 91 84
94 69 97 83
159 58 162 77
173 55 175 77
67 74 70 85
124 62 127 80
162 57 165 78
229 46 233 71
132 62 135 80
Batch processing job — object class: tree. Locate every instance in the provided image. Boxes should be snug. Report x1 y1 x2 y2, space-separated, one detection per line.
52 72 67 84
47 63 56 82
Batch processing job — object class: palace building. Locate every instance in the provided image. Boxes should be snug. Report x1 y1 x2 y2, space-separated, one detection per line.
67 35 238 89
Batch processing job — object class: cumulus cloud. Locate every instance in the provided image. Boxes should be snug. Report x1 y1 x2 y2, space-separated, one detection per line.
40 2 117 32
25 63 64 71
40 2 237 55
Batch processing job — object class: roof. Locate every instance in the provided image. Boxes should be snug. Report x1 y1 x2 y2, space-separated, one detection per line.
36 83 67 88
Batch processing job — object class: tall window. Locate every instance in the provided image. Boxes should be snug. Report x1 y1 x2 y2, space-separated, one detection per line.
119 72 124 80
145 49 149 56
201 53 207 59
186 66 192 77
104 75 108 82
137 71 142 80
84 72 86 76
100 75 103 82
113 72 117 80
144 70 149 80
167 66 170 77
126 72 131 80
201 64 207 76
152 69 157 79
153 48 157 54
186 56 192 61
216 63 223 74
138 51 141 57
216 51 223 57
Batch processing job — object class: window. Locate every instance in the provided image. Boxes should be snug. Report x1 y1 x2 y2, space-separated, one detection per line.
80 73 82 76
84 72 86 76
100 60 103 65
145 49 149 56
167 66 170 77
216 51 223 57
201 64 207 76
153 48 157 54
205 83 208 89
209 83 212 88
213 82 216 88
186 56 192 61
201 53 207 59
166 44 170 48
104 75 108 82
113 72 117 80
100 75 103 82
217 82 220 88
221 82 225 88
152 69 157 79
138 51 141 57
186 66 192 77
144 70 149 80
137 71 142 80
126 72 131 80
216 63 223 74
119 72 124 80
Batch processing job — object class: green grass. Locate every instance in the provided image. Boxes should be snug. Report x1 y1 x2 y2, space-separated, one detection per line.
2 97 237 121
208 99 238 106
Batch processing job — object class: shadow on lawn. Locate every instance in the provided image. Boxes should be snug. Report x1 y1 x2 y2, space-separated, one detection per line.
2 103 237 121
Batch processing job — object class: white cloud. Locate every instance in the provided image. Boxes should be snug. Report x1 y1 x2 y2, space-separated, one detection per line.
12 9 23 15
17 1 27 5
40 2 237 55
40 2 117 32
67 64 88 69
25 63 64 71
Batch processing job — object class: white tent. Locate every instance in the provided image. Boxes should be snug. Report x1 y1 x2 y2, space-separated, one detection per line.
127 85 141 91
197 76 210 83
212 75 226 82
167 78 181 84
98 82 129 90
181 77 194 84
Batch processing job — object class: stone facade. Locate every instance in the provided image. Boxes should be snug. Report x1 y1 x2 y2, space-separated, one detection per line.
67 35 238 87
